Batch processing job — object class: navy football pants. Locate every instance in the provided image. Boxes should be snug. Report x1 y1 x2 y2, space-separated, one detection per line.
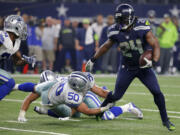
102 66 168 123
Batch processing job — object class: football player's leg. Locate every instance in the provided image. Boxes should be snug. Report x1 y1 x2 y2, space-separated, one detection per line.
137 68 175 130
84 91 101 108
101 67 135 107
14 82 36 92
35 104 72 118
84 91 124 120
0 69 15 100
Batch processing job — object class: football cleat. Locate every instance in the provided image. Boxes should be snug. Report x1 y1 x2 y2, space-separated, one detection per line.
163 120 175 131
128 102 143 119
34 106 47 114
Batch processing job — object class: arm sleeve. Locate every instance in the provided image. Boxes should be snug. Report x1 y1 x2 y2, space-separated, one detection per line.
85 72 95 88
107 25 119 42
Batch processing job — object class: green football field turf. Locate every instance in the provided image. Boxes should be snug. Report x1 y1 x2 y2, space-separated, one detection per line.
0 75 180 135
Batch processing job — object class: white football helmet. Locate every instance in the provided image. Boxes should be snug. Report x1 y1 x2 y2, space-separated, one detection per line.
68 71 90 92
40 70 57 83
4 15 27 40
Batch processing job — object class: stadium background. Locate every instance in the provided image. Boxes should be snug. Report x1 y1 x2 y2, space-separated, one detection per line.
0 1 180 135
0 0 180 74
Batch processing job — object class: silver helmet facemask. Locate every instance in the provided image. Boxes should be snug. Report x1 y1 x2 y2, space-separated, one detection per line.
4 15 27 40
68 71 90 93
40 70 57 83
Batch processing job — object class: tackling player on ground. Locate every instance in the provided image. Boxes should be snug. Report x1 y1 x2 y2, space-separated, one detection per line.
0 15 36 100
15 70 143 122
86 4 175 131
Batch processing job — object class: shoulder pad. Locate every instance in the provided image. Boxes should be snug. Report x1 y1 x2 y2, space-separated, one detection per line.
84 72 95 88
107 24 119 38
134 19 151 31
0 31 13 50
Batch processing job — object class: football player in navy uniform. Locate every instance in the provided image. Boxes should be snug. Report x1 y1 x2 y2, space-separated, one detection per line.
86 4 175 131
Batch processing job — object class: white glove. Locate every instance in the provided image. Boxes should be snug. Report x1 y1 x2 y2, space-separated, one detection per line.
18 110 27 122
100 103 114 112
85 59 94 72
22 55 36 68
140 58 152 68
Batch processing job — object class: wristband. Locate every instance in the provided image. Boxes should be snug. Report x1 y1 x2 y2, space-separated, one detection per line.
91 57 96 63
19 110 26 117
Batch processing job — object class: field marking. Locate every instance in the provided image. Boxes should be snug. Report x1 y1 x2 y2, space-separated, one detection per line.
169 115 180 119
97 82 180 89
5 120 26 124
3 98 180 115
120 117 136 120
126 92 180 97
0 127 69 135
141 108 180 114
2 98 41 104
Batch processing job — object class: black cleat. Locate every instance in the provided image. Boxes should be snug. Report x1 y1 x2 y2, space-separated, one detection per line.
163 120 175 131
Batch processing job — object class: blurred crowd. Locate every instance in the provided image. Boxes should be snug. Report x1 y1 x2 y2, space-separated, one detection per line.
0 10 180 75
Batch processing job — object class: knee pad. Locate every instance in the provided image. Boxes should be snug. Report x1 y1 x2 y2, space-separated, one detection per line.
84 91 101 108
0 78 15 100
7 78 15 89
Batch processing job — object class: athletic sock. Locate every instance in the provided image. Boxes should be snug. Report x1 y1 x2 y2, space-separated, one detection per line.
47 110 59 118
119 103 130 113
109 106 123 117
18 82 36 92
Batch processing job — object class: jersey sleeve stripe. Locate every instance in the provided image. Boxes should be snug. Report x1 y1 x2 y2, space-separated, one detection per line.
133 26 151 31
107 31 119 38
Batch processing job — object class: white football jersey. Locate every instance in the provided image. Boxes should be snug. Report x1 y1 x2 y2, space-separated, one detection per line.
48 73 95 108
0 31 21 60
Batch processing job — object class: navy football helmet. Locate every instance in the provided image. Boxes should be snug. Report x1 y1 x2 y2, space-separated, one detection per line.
115 4 135 30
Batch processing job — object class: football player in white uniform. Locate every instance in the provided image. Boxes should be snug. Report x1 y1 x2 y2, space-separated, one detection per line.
0 15 36 100
15 71 143 122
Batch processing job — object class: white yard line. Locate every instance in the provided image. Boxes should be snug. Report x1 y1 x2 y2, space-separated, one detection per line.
3 98 180 115
0 127 69 135
2 98 41 104
126 92 180 97
5 120 26 124
12 74 180 78
141 108 180 114
97 82 180 89
169 115 180 119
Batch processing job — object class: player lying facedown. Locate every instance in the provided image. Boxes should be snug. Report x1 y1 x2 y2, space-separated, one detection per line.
14 70 143 122
0 15 36 100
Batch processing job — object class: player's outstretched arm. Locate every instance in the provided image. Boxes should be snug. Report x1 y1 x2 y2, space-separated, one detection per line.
76 102 113 115
146 31 160 62
12 51 27 66
86 39 114 71
12 52 36 67
18 92 40 122
91 85 109 98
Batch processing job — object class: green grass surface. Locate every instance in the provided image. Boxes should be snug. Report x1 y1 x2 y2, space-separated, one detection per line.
0 75 180 135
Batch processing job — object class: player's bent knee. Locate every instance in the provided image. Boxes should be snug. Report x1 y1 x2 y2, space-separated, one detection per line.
7 78 15 89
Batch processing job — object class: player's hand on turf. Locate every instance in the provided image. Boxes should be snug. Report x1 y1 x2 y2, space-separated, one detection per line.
85 59 94 72
18 116 27 122
22 55 36 68
140 58 152 68
100 103 114 112
18 110 27 122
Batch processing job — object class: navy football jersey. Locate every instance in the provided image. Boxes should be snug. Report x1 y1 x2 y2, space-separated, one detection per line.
107 19 151 68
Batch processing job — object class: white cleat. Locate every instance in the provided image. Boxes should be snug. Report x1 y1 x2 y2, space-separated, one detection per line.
128 102 143 119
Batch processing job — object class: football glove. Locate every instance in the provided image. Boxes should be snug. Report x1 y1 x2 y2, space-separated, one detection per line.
140 58 152 68
18 110 27 122
22 55 36 68
100 103 114 112
85 59 94 72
